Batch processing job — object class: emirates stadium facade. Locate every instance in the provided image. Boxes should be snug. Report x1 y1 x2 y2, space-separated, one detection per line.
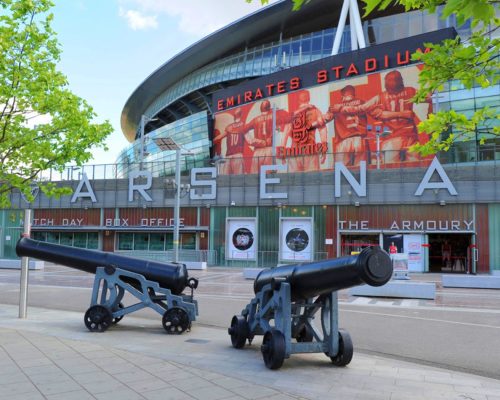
5 0 500 275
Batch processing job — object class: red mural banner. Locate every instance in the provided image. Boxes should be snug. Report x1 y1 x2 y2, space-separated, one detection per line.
213 65 432 174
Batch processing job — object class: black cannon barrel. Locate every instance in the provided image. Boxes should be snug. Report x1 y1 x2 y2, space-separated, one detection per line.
254 246 392 300
16 237 190 295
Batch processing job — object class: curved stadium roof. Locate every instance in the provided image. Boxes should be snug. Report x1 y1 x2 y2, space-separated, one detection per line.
120 0 401 142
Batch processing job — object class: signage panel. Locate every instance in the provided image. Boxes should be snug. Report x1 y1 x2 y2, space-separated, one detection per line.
226 218 257 260
212 29 456 111
212 29 456 175
280 218 313 262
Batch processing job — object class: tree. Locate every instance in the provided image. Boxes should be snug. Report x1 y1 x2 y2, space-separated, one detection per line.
0 0 112 207
247 0 500 155
247 0 310 10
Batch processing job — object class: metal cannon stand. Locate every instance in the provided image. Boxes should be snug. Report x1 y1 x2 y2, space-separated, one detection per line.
84 265 198 334
228 280 353 369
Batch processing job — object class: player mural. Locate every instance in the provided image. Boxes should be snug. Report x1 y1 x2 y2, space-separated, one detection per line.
213 64 432 174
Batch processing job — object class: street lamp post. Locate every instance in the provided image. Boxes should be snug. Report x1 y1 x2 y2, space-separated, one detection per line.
154 137 187 263
367 124 390 169
19 209 32 318
173 148 181 263
375 125 382 170
139 115 158 167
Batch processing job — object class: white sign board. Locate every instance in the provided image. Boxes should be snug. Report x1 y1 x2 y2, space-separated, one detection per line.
280 218 313 262
403 234 424 272
226 218 257 260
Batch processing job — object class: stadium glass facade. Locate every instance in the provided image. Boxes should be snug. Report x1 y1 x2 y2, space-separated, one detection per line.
3 0 499 275
118 6 497 170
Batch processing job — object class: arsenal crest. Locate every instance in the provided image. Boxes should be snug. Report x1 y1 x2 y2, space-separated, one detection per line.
291 110 309 144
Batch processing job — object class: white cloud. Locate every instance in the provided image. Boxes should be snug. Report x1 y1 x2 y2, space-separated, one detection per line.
119 7 158 30
119 0 278 36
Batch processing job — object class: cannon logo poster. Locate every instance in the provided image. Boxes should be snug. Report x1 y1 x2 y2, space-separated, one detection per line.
226 218 257 260
281 218 312 262
213 64 432 175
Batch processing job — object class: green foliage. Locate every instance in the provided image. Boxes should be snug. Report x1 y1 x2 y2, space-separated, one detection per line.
246 0 311 11
248 0 499 156
0 0 112 207
363 0 499 154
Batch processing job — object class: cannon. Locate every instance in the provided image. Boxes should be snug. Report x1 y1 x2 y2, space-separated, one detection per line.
16 237 198 334
228 246 393 369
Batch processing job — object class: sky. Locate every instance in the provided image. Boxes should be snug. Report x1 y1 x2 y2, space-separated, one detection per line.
51 0 278 165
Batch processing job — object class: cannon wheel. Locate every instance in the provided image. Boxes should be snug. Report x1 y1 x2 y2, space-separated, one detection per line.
229 315 249 349
84 305 113 332
112 302 125 324
261 329 286 370
330 329 353 366
162 307 191 334
296 324 314 343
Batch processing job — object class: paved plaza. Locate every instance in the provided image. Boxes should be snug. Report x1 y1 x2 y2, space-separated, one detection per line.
1 303 500 400
1 265 500 399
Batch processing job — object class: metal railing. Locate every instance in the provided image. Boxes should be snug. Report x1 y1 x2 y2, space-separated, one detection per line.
219 250 329 268
116 249 218 265
33 144 500 183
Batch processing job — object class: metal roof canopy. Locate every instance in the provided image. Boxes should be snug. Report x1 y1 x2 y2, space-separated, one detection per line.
121 0 402 141
154 137 181 151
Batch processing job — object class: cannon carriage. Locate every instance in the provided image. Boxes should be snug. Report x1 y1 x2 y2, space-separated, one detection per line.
228 246 393 369
16 237 198 334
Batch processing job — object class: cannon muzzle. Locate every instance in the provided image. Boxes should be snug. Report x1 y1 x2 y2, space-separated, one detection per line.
16 237 191 295
254 246 392 300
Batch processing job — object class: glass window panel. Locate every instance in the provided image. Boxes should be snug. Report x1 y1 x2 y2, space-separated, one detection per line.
312 37 322 52
379 25 394 43
423 13 438 32
46 232 59 244
88 232 98 249
475 95 500 109
134 233 149 251
60 233 73 246
32 231 46 241
165 233 173 250
149 233 165 251
409 14 423 36
118 233 133 250
181 233 196 250
451 98 474 111
322 34 333 54
73 232 87 248
301 38 311 53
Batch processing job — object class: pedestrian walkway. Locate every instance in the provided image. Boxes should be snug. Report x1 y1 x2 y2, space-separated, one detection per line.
1 304 499 400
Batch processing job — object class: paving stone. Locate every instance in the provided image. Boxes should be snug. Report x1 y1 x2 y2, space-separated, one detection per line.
142 386 195 400
0 381 39 396
114 368 157 384
209 376 250 390
71 370 114 384
80 378 130 395
56 360 102 375
0 371 30 385
187 385 235 400
45 390 96 400
29 372 73 385
94 388 145 400
14 356 54 368
23 364 64 376
125 377 171 392
229 384 280 400
36 379 85 396
0 392 46 400
170 376 214 391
